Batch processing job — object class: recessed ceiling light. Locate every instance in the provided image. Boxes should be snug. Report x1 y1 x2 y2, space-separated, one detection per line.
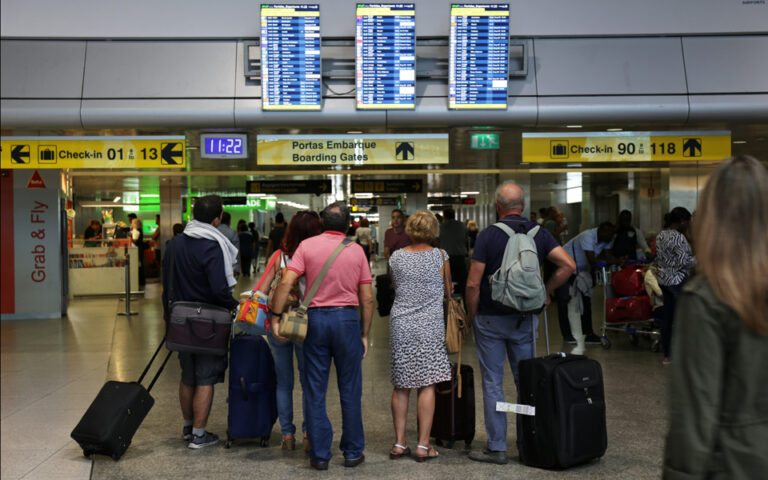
460 191 480 195
606 128 623 132
347 131 363 134
113 196 121 203
566 125 582 129
732 140 747 144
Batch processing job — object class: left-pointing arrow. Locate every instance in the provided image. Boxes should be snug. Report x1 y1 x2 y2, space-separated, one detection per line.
11 145 30 163
161 143 183 165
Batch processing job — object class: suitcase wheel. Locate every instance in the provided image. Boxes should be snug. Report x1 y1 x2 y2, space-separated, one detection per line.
112 453 121 461
82 450 91 458
601 337 611 349
434 438 443 447
464 439 472 449
445 440 455 449
259 436 269 448
225 429 232 449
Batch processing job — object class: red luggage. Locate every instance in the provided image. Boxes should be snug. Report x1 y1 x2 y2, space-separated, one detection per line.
606 296 652 323
611 266 644 297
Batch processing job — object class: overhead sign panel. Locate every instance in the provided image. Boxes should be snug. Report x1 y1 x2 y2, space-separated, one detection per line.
246 180 331 196
0 136 186 169
350 197 399 206
261 4 322 111
351 179 422 194
522 131 732 163
449 4 510 110
356 3 416 109
256 134 449 165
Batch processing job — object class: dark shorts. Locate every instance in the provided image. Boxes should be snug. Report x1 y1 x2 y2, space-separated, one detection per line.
178 352 227 386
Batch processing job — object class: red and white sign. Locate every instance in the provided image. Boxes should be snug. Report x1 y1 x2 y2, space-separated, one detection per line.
27 170 46 189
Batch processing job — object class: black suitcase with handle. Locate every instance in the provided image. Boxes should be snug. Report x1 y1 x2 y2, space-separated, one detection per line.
517 353 607 469
430 363 475 448
71 340 172 460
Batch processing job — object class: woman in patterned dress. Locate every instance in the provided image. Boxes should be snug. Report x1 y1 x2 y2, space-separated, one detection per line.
655 206 695 365
388 210 452 462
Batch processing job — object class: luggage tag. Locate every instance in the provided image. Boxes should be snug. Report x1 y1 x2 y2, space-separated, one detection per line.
496 401 535 416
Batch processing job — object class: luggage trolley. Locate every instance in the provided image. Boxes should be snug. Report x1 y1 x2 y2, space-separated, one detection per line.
594 261 661 351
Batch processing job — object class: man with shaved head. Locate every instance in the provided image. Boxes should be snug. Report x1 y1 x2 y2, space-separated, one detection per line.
466 180 575 465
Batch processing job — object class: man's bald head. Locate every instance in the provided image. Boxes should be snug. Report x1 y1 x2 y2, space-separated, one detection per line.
495 180 525 214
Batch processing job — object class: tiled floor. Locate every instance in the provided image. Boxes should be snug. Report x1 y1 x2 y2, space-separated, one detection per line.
1 262 671 479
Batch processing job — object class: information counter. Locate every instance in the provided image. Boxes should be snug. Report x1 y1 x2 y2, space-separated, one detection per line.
68 244 140 297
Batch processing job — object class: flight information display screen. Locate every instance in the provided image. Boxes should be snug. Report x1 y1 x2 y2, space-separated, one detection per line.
355 3 416 109
261 4 322 110
449 4 510 109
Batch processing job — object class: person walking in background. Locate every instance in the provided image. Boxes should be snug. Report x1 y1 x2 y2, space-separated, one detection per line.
388 210 452 462
248 221 260 268
439 208 469 301
656 206 695 365
354 218 373 265
162 195 239 449
237 223 254 277
466 181 574 465
384 209 411 260
664 155 768 479
217 211 240 278
130 217 147 287
466 220 479 250
266 212 287 263
256 211 322 451
270 202 373 471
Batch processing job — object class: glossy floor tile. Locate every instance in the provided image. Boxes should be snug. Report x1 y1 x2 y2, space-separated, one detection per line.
2 262 672 480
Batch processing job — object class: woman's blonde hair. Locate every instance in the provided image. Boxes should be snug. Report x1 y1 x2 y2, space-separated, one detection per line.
405 210 439 244
694 155 768 334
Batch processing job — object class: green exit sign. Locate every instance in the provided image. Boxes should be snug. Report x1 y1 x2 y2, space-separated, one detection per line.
470 133 500 149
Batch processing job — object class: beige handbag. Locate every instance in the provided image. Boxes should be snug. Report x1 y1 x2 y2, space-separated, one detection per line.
279 238 354 343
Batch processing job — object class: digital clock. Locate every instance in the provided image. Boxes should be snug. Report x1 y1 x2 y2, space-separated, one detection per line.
200 133 248 159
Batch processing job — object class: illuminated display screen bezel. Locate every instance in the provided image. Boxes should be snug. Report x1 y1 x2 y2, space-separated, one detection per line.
355 3 416 110
200 134 249 159
260 4 322 111
449 3 510 110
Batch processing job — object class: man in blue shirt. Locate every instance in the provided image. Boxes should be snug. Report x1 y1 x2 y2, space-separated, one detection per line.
466 181 575 465
557 223 618 344
162 195 238 449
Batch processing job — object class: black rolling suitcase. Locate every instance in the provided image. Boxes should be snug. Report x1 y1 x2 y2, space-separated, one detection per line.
431 363 475 448
71 339 172 460
376 273 394 317
517 312 607 469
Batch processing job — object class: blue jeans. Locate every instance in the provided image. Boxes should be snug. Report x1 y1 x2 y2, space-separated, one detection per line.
473 313 538 452
302 308 364 463
267 334 306 437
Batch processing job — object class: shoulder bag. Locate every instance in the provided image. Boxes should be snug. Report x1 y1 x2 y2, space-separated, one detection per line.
165 238 234 356
235 249 281 336
267 251 300 311
277 238 354 343
442 250 470 397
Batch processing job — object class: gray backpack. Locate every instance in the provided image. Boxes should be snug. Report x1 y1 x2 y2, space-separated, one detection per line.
489 223 547 314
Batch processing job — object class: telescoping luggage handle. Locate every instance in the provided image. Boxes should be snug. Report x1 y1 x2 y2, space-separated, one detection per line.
137 337 174 393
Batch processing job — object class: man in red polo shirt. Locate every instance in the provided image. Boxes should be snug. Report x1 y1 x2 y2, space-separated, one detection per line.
384 209 411 260
270 201 373 471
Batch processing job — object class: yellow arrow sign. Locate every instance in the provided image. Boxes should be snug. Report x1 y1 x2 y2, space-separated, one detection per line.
1 136 186 169
522 131 731 163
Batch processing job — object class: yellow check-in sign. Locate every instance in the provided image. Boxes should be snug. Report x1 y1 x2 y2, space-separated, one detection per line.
1 136 186 169
257 134 449 166
522 131 731 163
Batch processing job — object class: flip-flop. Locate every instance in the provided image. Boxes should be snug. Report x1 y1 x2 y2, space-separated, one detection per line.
414 444 439 462
389 443 411 459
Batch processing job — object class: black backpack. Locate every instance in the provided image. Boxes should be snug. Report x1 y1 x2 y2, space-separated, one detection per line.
612 225 637 259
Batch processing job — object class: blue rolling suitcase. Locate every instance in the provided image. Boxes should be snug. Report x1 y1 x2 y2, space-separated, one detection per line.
225 334 278 448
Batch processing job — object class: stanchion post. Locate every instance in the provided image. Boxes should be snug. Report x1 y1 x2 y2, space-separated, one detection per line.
118 247 138 316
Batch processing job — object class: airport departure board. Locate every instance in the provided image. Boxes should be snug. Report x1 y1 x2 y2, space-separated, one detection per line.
449 4 510 109
355 4 416 109
261 4 322 110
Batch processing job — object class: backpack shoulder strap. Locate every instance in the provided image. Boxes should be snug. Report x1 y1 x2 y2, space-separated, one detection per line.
493 222 515 237
526 225 540 238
